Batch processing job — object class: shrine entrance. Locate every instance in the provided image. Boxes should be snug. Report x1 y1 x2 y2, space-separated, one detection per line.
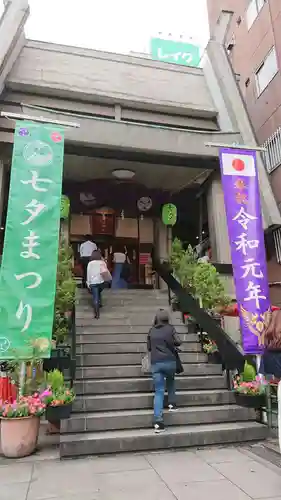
63 162 210 289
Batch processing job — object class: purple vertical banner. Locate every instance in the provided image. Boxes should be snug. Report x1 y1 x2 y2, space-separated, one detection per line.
219 148 271 354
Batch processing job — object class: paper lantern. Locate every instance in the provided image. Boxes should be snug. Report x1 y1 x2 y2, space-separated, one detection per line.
162 203 177 226
60 195 70 219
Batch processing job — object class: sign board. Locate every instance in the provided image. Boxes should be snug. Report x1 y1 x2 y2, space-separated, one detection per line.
219 148 270 354
139 253 151 265
150 37 201 67
0 121 64 359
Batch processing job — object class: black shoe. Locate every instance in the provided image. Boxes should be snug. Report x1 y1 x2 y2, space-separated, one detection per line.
94 306 100 319
168 404 178 412
154 422 165 433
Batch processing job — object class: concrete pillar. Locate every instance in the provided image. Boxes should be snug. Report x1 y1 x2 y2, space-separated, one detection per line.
207 173 241 344
155 219 169 290
207 172 231 263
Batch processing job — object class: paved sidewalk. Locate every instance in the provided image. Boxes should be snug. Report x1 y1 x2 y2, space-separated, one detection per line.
1 445 281 500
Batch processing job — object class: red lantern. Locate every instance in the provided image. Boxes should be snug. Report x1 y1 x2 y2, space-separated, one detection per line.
0 376 17 403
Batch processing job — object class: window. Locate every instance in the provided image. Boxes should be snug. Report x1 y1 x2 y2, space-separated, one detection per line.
246 0 266 29
255 46 278 95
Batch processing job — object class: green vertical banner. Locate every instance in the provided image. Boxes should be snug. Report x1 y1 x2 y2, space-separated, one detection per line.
0 121 64 359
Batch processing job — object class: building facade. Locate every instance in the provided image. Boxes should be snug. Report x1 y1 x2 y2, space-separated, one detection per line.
1 1 281 337
207 0 281 300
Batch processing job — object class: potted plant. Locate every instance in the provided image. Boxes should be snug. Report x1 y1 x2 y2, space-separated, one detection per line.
233 378 266 408
0 394 45 458
202 338 221 363
233 362 266 409
41 369 75 421
193 261 231 312
170 239 230 311
170 238 230 341
170 239 198 332
43 240 76 372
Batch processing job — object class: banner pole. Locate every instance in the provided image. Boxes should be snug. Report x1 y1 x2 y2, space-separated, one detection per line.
19 362 25 397
0 111 80 129
205 142 266 152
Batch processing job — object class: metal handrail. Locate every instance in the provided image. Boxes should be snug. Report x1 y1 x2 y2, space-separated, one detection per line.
153 258 245 371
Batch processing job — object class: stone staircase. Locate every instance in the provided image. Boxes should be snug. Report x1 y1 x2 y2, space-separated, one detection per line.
60 289 268 457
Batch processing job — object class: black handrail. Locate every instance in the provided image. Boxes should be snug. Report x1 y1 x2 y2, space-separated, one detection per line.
69 304 77 388
153 258 245 372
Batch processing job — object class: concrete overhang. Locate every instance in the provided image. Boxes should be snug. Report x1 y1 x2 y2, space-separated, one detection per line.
0 109 242 161
62 155 213 192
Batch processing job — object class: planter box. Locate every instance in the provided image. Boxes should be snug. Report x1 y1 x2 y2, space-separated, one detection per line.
234 392 265 409
46 403 73 422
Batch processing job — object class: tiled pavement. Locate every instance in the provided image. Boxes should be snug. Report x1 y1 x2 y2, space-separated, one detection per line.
1 444 281 500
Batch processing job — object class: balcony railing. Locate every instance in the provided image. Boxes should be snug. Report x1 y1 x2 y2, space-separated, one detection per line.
263 127 281 174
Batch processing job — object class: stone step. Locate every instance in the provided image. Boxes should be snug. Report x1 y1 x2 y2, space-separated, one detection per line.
74 375 227 395
73 389 234 412
61 405 255 434
76 342 201 355
76 352 207 367
75 315 183 326
76 325 188 334
75 363 222 379
77 298 169 306
78 290 168 296
60 421 268 457
75 316 183 327
76 332 197 343
77 304 170 312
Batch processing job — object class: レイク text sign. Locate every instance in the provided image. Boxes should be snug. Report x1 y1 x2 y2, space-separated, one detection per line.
219 148 270 354
0 122 64 359
150 38 201 67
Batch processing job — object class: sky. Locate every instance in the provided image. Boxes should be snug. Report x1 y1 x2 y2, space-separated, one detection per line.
1 0 209 54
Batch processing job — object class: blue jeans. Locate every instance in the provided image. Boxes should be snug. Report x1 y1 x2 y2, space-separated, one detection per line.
112 263 128 289
151 360 177 423
90 284 103 308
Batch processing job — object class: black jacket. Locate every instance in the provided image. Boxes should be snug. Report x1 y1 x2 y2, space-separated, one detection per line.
261 349 281 378
147 324 181 364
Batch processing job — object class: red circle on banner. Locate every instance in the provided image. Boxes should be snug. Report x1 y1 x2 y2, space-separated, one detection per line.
51 132 62 143
232 158 245 172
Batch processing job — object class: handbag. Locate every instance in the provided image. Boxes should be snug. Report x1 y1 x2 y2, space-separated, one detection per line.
141 352 151 373
100 262 112 282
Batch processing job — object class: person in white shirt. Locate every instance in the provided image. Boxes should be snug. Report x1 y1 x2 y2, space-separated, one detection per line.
87 250 111 318
79 235 97 288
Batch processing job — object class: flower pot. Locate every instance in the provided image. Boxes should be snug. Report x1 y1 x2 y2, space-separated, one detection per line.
186 319 197 334
171 301 180 312
234 392 265 409
207 352 221 364
46 403 72 422
0 416 40 458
